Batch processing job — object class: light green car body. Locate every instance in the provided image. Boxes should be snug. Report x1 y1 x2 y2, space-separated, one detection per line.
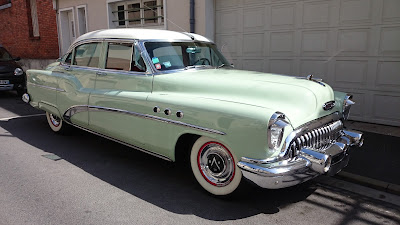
26 29 349 166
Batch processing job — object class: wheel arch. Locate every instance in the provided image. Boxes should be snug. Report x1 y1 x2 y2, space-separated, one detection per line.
174 133 201 164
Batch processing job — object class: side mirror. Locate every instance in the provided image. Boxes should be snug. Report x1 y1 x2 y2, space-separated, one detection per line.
14 57 21 61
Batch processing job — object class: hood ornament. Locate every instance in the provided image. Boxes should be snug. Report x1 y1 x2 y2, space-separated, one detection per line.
305 74 326 87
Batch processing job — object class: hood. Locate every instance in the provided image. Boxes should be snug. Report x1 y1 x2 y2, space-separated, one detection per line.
0 60 19 73
152 69 337 128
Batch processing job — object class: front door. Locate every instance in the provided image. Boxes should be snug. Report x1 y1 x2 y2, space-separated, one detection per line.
88 41 153 149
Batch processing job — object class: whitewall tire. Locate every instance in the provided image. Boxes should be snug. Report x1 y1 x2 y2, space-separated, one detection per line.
190 136 242 196
46 112 66 133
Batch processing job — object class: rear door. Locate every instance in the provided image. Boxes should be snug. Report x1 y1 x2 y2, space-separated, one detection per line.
56 42 102 128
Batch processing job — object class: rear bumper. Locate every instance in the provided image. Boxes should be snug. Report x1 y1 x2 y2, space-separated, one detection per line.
237 129 363 189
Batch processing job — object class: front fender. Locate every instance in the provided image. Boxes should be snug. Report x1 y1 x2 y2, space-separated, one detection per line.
147 93 281 160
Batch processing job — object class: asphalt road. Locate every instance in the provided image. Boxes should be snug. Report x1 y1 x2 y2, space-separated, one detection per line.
0 91 399 225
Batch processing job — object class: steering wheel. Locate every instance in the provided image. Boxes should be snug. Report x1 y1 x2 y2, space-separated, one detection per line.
194 58 211 65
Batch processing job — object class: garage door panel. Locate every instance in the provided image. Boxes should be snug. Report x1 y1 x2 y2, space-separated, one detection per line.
216 10 239 34
379 26 400 56
372 94 400 122
376 61 400 87
334 60 368 85
382 0 400 23
301 30 330 56
243 33 264 56
243 7 265 32
338 29 371 56
270 4 296 29
339 0 373 25
270 31 295 56
302 1 331 27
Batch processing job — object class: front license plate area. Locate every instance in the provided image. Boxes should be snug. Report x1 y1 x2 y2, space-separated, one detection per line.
0 80 10 84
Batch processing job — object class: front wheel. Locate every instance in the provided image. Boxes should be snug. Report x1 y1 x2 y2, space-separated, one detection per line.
46 112 70 134
190 137 242 196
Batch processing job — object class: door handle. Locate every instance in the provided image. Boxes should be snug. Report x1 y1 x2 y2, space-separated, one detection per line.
96 71 107 76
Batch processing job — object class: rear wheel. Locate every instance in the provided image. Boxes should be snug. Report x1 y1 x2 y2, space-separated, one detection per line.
190 136 242 195
46 112 70 134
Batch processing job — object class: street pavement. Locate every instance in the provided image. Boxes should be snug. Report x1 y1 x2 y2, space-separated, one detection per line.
0 91 399 225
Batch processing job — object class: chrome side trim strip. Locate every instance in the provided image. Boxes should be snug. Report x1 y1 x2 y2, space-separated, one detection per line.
28 82 66 92
62 120 172 162
63 105 226 135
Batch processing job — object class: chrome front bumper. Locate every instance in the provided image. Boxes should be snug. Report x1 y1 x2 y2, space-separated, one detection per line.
237 129 363 189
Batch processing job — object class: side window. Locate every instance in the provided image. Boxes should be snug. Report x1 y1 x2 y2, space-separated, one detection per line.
106 43 132 71
105 42 147 72
73 42 101 68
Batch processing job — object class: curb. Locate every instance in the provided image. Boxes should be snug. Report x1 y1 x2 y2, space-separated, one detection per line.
335 171 400 196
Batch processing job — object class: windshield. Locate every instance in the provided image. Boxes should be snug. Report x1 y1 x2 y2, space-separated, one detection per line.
144 42 231 71
0 47 13 61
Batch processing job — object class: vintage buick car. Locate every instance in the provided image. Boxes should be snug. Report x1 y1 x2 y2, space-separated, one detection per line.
23 29 363 196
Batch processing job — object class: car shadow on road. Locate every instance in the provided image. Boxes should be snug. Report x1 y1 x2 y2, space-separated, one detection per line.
0 115 321 221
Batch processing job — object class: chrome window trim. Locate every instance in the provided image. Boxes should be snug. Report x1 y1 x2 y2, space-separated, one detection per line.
63 105 226 136
28 82 66 92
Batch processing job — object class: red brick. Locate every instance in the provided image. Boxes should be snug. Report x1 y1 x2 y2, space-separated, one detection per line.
0 0 58 59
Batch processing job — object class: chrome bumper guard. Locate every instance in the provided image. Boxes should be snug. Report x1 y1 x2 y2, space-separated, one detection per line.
237 129 363 189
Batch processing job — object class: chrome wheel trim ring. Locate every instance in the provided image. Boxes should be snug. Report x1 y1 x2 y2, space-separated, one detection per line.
197 142 235 187
49 114 61 127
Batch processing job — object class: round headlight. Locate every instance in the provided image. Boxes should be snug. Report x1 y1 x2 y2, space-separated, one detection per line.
343 94 355 120
14 68 23 76
268 112 290 152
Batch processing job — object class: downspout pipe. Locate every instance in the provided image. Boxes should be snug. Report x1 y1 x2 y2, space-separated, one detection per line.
190 0 195 33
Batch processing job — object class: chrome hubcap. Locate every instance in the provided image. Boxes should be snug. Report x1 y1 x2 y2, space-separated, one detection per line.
49 114 61 127
197 142 235 187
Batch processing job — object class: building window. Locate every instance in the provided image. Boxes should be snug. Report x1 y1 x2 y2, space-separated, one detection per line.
111 0 163 28
76 5 88 36
27 0 40 37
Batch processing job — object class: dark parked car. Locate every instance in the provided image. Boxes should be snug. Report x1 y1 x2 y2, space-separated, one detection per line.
0 45 26 95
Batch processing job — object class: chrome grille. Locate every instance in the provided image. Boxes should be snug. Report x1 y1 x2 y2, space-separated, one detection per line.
288 120 343 157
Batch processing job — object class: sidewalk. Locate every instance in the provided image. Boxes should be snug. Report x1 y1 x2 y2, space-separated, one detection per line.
337 121 400 195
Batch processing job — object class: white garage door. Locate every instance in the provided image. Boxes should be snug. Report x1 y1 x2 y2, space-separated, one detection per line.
215 0 400 126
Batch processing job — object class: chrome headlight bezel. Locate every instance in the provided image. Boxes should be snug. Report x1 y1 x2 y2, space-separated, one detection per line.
268 112 290 152
14 68 23 76
342 94 355 120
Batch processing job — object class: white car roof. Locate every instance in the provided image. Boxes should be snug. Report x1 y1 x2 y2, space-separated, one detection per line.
74 28 212 44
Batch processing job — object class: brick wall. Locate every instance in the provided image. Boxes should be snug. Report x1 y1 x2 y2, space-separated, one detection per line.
0 0 59 59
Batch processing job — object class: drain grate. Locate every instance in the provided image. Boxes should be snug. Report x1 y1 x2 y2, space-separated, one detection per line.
42 154 62 161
